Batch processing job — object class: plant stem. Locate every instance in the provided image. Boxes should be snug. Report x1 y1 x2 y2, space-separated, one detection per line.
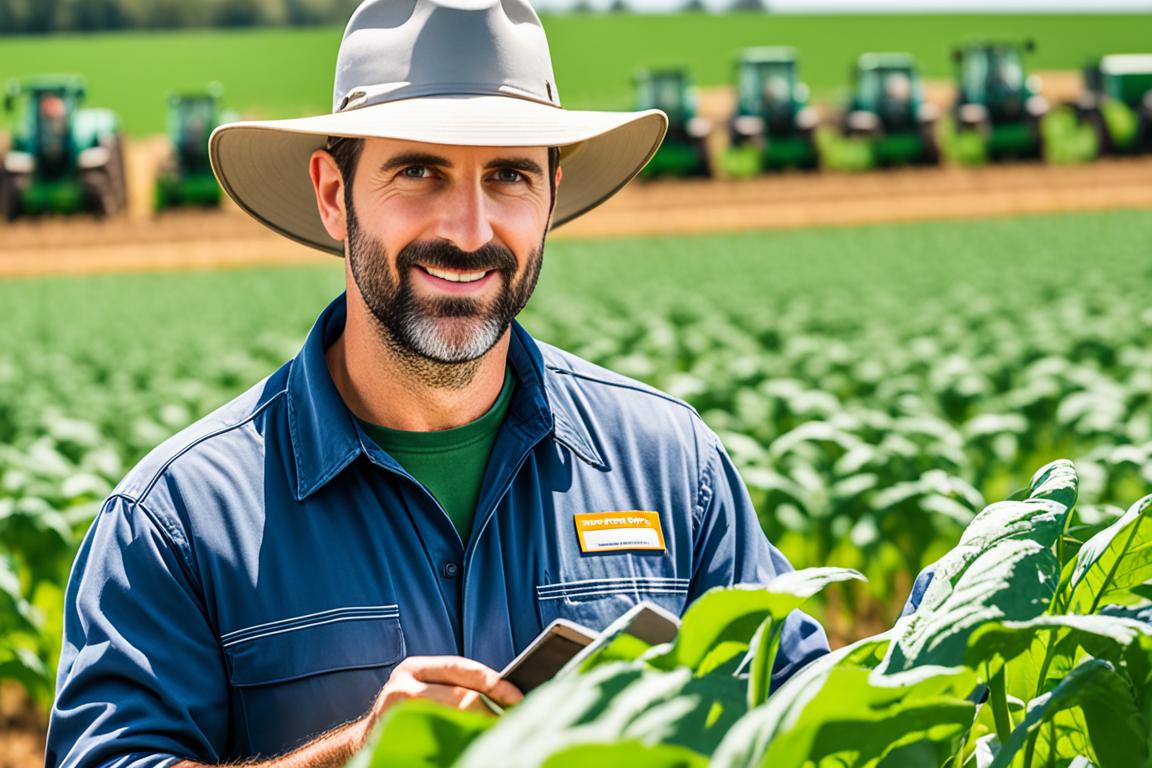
988 663 1013 746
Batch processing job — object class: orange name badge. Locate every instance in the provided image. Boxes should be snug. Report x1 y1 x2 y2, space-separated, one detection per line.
573 511 666 554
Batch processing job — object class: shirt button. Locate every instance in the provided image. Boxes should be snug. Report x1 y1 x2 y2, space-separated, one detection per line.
441 561 461 579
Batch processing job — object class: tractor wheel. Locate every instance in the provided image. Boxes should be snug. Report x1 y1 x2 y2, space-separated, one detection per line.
692 138 713 178
1084 107 1113 156
104 136 128 215
919 126 941 166
0 169 22 222
82 169 119 219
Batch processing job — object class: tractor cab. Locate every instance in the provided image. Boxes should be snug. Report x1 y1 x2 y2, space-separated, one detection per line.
725 47 819 173
1075 54 1152 155
5 77 88 180
634 69 697 136
733 48 810 135
849 54 926 132
632 68 712 178
168 91 219 174
842 53 939 167
155 84 231 210
1 75 125 220
954 41 1046 127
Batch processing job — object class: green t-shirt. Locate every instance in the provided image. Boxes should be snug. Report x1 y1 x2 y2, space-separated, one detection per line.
359 370 514 542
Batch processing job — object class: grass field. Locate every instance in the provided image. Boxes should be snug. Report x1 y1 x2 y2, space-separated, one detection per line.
0 13 1149 134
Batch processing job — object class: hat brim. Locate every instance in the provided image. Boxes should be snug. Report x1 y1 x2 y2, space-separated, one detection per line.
209 95 668 256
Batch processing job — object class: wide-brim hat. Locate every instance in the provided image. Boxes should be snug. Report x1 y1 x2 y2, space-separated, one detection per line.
209 0 668 256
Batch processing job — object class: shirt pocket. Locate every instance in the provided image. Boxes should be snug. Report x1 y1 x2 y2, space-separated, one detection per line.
221 606 405 758
535 575 690 632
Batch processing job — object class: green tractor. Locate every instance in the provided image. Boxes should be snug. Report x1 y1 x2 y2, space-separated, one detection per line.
725 47 819 175
633 69 712 178
0 75 127 221
1073 54 1152 156
951 40 1048 161
841 53 940 167
155 85 233 210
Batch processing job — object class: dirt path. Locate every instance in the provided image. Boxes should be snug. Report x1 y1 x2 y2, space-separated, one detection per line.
2 155 1149 277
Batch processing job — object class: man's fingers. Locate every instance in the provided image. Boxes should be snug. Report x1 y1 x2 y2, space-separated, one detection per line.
404 656 524 705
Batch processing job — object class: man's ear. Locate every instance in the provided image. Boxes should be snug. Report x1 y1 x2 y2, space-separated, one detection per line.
309 149 347 242
548 164 563 221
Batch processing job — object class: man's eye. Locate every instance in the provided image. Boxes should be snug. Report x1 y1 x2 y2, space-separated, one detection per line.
494 169 525 183
401 166 430 179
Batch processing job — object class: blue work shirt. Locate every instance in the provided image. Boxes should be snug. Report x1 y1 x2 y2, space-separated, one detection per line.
48 294 829 767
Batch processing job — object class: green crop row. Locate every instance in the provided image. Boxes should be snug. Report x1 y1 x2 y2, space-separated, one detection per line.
1 13 1148 134
353 460 1152 767
1 210 1151 714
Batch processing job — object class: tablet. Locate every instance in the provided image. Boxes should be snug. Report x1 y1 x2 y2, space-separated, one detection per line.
500 619 597 693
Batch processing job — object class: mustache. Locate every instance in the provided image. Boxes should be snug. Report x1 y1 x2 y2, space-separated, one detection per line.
397 240 518 275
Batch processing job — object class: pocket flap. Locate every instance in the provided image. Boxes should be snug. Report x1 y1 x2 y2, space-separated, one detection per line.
222 608 405 687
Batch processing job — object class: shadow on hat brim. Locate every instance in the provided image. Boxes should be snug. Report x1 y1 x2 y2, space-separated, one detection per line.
209 95 668 256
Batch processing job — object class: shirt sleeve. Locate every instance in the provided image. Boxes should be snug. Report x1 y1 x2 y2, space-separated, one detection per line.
687 432 831 691
47 494 228 768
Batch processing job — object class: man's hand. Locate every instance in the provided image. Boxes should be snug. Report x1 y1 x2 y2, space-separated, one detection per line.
371 656 524 719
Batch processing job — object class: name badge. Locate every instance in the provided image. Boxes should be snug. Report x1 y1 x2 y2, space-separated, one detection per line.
573 511 666 554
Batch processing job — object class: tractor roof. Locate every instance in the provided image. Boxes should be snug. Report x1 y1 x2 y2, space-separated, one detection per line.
737 47 798 65
1100 54 1152 75
856 52 918 71
10 74 88 92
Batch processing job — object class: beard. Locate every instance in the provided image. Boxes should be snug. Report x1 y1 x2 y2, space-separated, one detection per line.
346 204 544 372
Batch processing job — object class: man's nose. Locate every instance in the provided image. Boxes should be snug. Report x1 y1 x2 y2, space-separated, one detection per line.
434 179 495 253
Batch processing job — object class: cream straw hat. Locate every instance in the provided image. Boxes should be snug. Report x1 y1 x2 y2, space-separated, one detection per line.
209 0 668 255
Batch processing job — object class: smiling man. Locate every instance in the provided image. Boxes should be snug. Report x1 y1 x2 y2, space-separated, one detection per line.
46 1 829 766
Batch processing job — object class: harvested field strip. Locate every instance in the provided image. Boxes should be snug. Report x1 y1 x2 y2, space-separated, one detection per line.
1 157 1150 277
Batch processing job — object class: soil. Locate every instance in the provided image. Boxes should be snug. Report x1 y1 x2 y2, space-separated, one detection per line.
0 684 44 768
2 152 1149 278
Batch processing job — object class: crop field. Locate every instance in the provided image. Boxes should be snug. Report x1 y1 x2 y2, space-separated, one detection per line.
1 13 1149 133
3 208 1152 765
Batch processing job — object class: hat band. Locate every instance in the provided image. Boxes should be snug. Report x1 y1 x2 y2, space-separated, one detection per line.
338 80 560 113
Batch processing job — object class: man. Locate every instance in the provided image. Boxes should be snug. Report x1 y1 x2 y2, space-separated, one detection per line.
47 1 829 766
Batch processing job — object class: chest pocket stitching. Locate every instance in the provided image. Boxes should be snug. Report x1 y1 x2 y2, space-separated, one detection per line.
223 612 405 688
221 604 400 647
536 577 689 602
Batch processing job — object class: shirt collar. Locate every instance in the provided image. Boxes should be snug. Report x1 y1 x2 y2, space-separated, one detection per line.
286 295 604 501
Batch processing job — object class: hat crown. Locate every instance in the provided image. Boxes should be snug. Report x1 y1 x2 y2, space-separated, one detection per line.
334 0 560 113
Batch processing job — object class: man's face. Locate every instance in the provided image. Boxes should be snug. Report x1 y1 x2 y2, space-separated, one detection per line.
341 138 554 364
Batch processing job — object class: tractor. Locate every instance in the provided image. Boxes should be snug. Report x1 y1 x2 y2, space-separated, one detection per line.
951 40 1048 161
0 75 127 221
841 53 940 167
633 69 712 178
725 47 819 175
1073 54 1152 156
155 85 234 210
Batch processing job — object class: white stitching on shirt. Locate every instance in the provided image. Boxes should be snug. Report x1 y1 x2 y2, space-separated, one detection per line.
535 576 688 594
221 605 400 642
536 587 690 602
221 612 400 649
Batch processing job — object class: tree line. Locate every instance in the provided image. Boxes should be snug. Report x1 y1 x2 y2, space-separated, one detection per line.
0 0 365 34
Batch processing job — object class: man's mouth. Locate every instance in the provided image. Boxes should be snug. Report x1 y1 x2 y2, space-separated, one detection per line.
419 265 493 283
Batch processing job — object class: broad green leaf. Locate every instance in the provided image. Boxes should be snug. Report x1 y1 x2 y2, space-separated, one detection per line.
1066 493 1152 615
714 650 976 768
989 659 1147 768
966 613 1152 671
457 663 723 767
0 553 38 632
646 568 863 676
357 698 495 768
880 539 1058 674
539 741 707 768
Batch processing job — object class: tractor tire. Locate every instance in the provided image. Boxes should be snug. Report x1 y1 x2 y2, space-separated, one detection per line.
82 169 119 219
1084 107 1113 156
0 169 21 222
692 138 713 178
104 136 128 215
918 126 941 166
